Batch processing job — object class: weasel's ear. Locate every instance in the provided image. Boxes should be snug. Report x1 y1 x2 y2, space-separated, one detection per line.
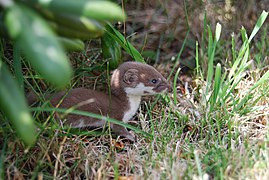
123 69 139 86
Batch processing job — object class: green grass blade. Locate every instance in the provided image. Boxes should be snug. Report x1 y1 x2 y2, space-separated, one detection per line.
250 70 269 91
205 25 214 94
249 10 268 42
206 23 222 97
211 63 222 109
207 25 213 63
241 27 248 42
231 33 236 63
195 41 201 76
194 150 204 179
223 49 250 101
173 67 181 104
228 41 248 80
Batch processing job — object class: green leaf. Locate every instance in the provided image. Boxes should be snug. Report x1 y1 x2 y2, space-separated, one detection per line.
101 32 122 69
5 4 73 89
105 23 145 63
30 0 126 21
0 62 36 146
41 11 105 34
57 37 85 51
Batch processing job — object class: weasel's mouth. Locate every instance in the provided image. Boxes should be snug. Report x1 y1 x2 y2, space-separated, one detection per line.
153 84 167 93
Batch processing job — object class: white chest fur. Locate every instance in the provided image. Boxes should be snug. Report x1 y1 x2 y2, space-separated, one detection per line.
122 95 141 122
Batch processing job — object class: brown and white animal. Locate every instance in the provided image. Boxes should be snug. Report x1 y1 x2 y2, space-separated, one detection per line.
30 62 171 141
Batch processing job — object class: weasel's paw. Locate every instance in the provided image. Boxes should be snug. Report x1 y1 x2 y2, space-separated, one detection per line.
111 125 137 142
120 131 137 142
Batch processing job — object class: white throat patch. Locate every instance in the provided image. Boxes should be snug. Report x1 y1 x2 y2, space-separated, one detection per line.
122 82 157 122
122 95 141 122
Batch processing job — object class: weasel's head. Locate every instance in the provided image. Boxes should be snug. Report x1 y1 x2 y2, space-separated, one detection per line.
111 62 172 96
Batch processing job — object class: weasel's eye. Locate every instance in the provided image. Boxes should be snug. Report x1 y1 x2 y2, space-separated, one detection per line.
151 79 157 84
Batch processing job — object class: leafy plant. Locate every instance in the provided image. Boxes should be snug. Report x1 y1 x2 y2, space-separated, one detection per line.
0 0 127 146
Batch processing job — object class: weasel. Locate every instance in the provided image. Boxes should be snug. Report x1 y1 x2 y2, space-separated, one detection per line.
30 62 171 141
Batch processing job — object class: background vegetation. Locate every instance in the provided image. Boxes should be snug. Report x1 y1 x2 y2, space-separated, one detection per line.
1 0 269 179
